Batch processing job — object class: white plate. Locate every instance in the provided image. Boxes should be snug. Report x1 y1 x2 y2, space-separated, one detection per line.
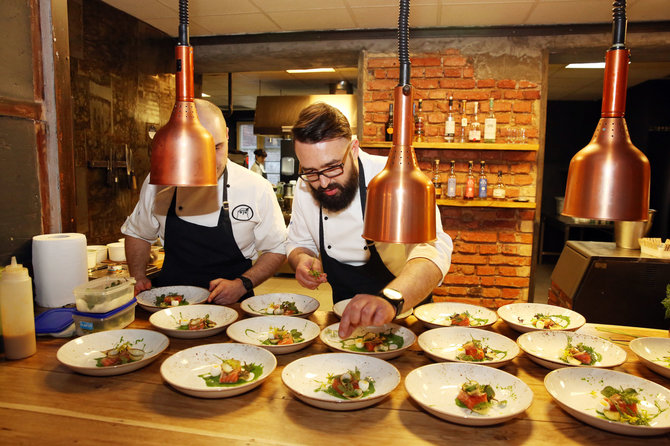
160 343 276 398
497 302 586 333
418 327 519 368
282 353 400 411
332 298 413 320
319 323 415 360
517 330 626 370
405 362 533 426
149 304 238 339
544 367 670 436
240 293 320 318
135 286 209 313
226 316 320 354
414 302 498 329
630 337 670 379
56 329 169 376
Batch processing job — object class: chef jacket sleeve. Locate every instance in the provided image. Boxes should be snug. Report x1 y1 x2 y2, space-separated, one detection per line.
286 184 319 257
252 179 288 255
121 175 163 243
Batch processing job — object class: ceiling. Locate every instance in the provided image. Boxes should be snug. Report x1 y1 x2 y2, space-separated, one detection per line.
101 0 670 107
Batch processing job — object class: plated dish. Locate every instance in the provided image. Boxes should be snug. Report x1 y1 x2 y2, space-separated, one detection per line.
414 302 498 329
240 293 320 318
332 298 413 320
497 302 585 333
418 327 519 368
226 316 320 354
320 322 416 360
135 286 209 313
281 353 400 411
629 337 670 379
56 329 169 376
405 362 533 426
544 367 670 436
160 343 276 398
149 304 238 339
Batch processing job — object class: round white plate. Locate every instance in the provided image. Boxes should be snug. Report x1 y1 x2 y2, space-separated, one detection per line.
497 303 585 333
319 323 416 360
56 329 169 376
149 304 238 339
517 330 626 370
414 302 498 329
332 298 412 320
418 327 519 368
544 367 670 436
240 293 320 318
226 316 320 354
405 362 533 426
630 337 670 379
282 353 400 411
160 343 276 398
136 286 209 313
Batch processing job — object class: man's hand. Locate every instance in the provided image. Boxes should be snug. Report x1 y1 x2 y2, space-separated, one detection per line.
294 254 328 290
207 278 246 305
338 294 395 338
133 277 152 296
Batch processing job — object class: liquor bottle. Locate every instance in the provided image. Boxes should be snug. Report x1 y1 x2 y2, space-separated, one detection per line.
484 98 497 143
464 161 476 199
446 160 457 198
493 170 506 199
478 160 488 199
385 103 394 142
431 159 442 198
444 96 455 142
468 101 481 142
459 100 468 143
415 99 425 142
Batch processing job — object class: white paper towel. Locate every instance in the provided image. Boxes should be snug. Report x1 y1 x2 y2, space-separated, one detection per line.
32 233 88 307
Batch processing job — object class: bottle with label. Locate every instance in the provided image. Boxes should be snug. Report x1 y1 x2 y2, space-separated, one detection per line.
444 96 455 142
415 99 425 142
385 103 394 142
493 170 506 199
459 100 468 143
431 159 442 198
468 101 481 142
484 98 497 143
447 160 457 198
464 161 476 199
0 257 36 360
478 160 488 198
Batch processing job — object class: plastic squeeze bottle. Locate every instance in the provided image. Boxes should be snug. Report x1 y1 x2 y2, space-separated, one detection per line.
0 257 37 359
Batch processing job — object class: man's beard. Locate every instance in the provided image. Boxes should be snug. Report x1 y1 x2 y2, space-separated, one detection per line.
310 169 359 212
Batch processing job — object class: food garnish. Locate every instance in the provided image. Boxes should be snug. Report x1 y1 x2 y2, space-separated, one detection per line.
654 355 670 367
175 313 216 330
456 338 507 362
308 269 322 279
455 380 506 415
436 311 488 327
198 357 263 387
597 386 666 425
95 336 148 367
252 300 301 315
559 337 602 365
315 367 375 400
528 313 570 329
337 329 404 353
155 292 188 308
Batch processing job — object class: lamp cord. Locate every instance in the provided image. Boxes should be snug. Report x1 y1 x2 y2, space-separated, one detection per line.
398 0 410 87
611 0 627 49
178 0 190 46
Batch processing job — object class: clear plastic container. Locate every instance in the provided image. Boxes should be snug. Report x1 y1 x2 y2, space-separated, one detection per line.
72 298 136 336
74 277 135 313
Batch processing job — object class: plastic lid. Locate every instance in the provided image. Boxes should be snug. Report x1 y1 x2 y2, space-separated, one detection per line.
2 256 29 280
35 308 75 334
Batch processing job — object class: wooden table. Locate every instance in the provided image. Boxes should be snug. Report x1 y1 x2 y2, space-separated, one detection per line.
1 308 669 445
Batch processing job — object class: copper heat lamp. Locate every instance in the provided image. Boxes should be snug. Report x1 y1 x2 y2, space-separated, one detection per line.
362 0 436 243
150 0 217 186
562 0 650 221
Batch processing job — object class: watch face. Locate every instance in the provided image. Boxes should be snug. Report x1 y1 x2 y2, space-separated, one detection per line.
383 288 403 301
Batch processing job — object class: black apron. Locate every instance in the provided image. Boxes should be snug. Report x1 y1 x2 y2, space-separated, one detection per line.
154 168 253 297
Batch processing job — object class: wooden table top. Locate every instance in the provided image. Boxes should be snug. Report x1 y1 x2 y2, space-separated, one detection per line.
1 307 669 445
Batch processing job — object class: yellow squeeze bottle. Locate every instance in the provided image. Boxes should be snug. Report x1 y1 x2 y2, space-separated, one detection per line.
0 257 37 359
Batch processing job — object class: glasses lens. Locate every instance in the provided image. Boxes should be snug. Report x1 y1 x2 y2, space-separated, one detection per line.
299 172 319 182
321 165 344 178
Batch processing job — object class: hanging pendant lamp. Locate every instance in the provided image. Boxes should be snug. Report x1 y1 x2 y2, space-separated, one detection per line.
562 0 650 221
150 0 217 186
362 0 436 243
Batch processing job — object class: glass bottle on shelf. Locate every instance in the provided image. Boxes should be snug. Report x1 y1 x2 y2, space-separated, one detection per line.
444 96 455 142
464 161 476 199
492 170 506 200
447 160 457 198
468 101 481 142
459 100 468 143
478 160 488 199
385 103 394 142
415 99 425 142
431 159 442 198
484 98 496 143
507 114 517 143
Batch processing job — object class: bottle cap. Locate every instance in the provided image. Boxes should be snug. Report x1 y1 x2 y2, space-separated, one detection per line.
2 256 29 281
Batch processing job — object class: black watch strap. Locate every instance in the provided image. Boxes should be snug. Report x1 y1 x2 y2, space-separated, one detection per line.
378 288 404 318
238 275 253 292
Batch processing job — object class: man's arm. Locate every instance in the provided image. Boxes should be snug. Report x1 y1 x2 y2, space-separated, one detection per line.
208 252 286 305
125 235 153 294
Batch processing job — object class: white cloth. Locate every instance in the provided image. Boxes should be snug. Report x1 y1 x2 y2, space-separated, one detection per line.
250 161 266 177
122 160 287 260
287 150 452 280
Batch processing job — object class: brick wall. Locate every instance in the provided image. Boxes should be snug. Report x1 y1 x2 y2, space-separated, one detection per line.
362 49 541 307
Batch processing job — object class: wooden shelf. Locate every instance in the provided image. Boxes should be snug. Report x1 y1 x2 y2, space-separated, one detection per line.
437 198 536 209
361 141 539 151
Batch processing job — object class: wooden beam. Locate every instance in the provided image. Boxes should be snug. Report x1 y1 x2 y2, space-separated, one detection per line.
0 98 42 121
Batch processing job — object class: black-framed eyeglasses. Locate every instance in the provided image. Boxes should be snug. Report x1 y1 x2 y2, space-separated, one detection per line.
298 140 353 182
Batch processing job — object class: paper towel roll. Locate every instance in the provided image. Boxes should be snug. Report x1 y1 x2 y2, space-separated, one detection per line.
33 233 88 308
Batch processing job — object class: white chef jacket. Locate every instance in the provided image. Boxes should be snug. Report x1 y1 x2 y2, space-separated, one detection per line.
122 159 287 260
287 150 452 280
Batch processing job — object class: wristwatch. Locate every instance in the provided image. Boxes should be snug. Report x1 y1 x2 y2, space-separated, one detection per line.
238 275 254 292
378 287 405 318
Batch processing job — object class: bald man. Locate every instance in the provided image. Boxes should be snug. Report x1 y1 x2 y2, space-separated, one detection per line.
122 99 287 305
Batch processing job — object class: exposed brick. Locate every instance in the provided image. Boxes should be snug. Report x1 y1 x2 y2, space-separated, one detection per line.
519 233 533 244
440 79 477 89
501 288 520 299
443 275 480 285
513 174 534 186
448 287 469 296
444 55 468 67
460 265 475 275
463 65 474 78
368 58 398 68
498 266 518 276
489 255 529 266
413 57 442 66
515 114 532 125
481 277 495 286
442 48 462 55
477 266 497 276
371 114 387 123
512 101 533 113
523 90 541 99
499 232 517 243
494 101 512 112
444 67 462 78
479 244 499 255
451 254 488 265
519 210 535 220
367 79 397 91
425 67 444 78
477 79 496 88
495 210 516 219
506 151 537 161
520 220 534 233
481 287 502 298
497 79 517 89
456 242 478 254
374 69 387 79
519 80 538 89
367 101 391 112
501 244 518 255
428 113 445 123
387 69 400 79
513 162 531 174
453 90 490 101
496 276 530 287
502 90 523 99
371 91 392 101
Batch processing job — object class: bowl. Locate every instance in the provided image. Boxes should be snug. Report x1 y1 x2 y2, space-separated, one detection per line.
56 329 169 376
405 362 533 426
149 304 238 339
135 286 209 313
226 316 320 354
240 293 320 318
418 327 519 368
160 343 276 398
497 302 585 333
319 322 415 360
282 353 400 410
107 242 125 262
88 245 107 263
414 302 498 329
629 337 670 379
333 298 412 320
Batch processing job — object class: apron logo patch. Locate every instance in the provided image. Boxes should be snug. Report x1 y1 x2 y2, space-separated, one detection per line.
232 204 254 221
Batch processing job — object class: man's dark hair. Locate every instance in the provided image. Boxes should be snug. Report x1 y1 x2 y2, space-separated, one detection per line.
253 149 267 157
292 102 352 144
